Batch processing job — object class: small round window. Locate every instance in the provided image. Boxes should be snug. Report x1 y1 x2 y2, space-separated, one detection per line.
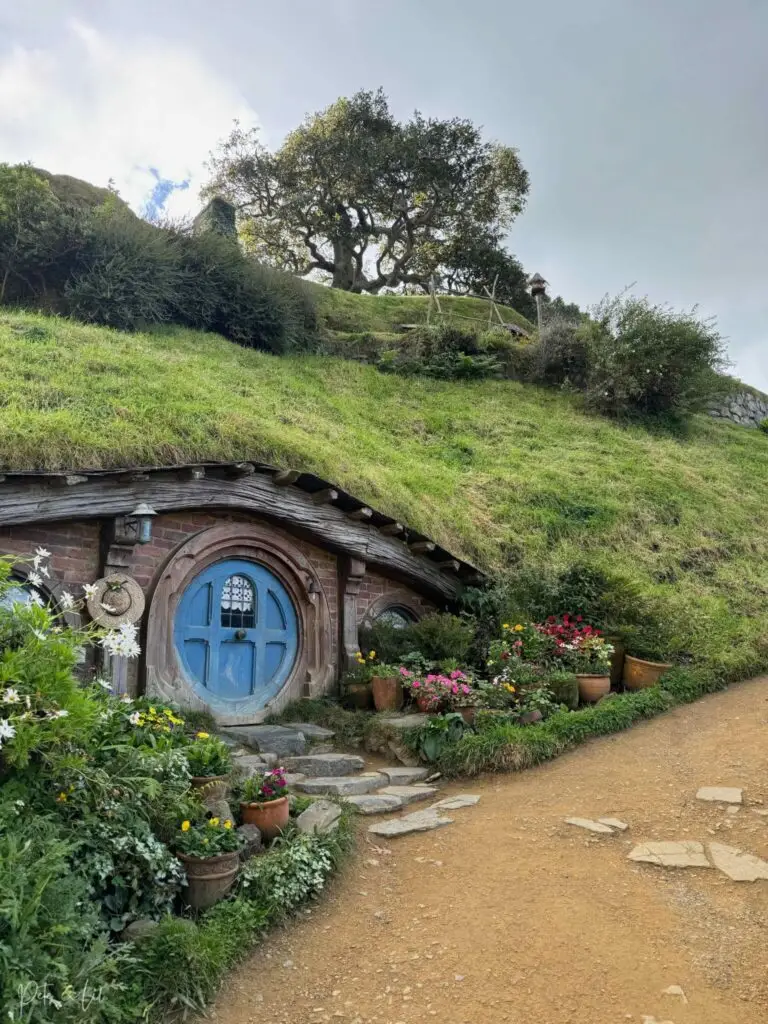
374 605 418 630
0 579 45 611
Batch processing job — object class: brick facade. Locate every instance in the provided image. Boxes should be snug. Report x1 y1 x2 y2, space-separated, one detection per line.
357 569 436 623
0 520 101 587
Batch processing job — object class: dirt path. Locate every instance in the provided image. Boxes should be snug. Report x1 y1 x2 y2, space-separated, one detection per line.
213 678 768 1024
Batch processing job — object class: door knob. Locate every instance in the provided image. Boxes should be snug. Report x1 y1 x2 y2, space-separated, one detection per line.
234 629 247 641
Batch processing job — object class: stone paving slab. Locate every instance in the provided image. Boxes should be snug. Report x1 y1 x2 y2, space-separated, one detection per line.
231 754 267 777
598 817 629 831
344 793 404 815
708 842 768 881
286 722 335 740
696 786 743 804
431 794 481 810
628 841 711 868
296 799 342 835
377 784 437 806
296 773 387 796
284 772 306 786
368 808 453 837
282 753 365 777
565 817 616 834
380 766 430 785
221 724 306 756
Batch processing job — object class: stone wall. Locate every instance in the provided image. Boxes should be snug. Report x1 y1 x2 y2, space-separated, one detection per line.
708 391 768 429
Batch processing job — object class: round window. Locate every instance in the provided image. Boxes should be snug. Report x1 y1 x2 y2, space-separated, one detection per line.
373 605 418 630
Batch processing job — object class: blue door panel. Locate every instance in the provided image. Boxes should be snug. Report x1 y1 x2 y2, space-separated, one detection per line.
174 559 298 713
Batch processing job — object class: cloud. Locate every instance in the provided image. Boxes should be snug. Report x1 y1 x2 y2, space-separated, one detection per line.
0 19 259 218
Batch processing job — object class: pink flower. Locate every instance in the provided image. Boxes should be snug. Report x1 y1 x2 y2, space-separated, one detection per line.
461 684 471 694
412 680 420 688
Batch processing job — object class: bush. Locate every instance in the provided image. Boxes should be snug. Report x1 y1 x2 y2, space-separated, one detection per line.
759 419 768 434
583 294 727 417
406 612 475 666
378 323 502 380
529 316 590 389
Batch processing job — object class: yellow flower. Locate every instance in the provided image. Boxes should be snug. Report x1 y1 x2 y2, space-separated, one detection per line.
181 820 191 832
514 624 524 632
504 684 516 693
503 623 510 630
223 819 233 829
368 650 376 659
208 817 219 827
56 792 68 802
196 731 210 740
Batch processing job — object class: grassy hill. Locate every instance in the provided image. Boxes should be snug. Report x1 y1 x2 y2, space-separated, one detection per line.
1 309 767 678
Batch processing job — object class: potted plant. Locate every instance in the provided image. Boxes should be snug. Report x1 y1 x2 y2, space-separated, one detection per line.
370 662 405 711
186 733 232 797
343 651 378 709
239 768 290 840
568 634 614 703
400 668 476 714
174 816 243 909
620 624 674 690
623 650 673 690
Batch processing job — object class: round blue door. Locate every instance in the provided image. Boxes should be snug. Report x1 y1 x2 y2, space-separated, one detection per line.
174 559 299 711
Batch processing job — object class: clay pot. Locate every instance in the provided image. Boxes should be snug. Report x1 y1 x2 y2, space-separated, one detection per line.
239 795 290 840
190 775 229 799
347 683 374 710
576 674 611 704
371 675 403 711
178 851 239 910
416 694 437 714
457 706 476 725
518 709 543 725
622 655 673 691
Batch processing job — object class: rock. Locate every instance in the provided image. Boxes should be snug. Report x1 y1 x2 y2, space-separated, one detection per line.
726 805 740 815
204 797 235 824
696 786 743 804
282 753 365 777
387 740 422 767
345 793 404 815
380 766 430 785
296 773 387 796
377 785 437 806
565 817 616 834
628 841 711 868
662 985 688 1004
284 772 307 785
296 799 342 835
708 842 768 881
641 1017 676 1024
431 794 480 810
285 722 335 741
260 751 279 768
368 808 453 837
237 823 263 859
598 817 629 831
121 918 159 943
221 724 306 756
231 753 267 777
378 714 431 734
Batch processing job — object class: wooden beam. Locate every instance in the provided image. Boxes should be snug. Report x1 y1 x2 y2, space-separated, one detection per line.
379 522 404 536
62 475 88 486
187 467 206 480
348 507 373 521
437 559 460 572
0 474 464 600
273 470 301 487
311 487 338 505
230 462 255 476
409 541 435 555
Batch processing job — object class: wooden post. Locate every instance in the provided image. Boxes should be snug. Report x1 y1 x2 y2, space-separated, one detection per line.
340 557 366 676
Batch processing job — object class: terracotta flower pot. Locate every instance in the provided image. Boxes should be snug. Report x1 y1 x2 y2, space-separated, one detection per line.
347 683 374 710
457 706 476 725
416 694 436 714
178 851 239 910
190 775 229 799
576 674 611 704
622 655 673 691
371 675 403 711
239 795 290 840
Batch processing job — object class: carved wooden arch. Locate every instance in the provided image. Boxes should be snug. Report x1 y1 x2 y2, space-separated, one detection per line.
144 523 334 725
359 588 426 632
10 560 82 630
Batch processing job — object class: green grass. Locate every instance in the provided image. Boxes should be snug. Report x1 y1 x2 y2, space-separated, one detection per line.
1 309 768 675
309 281 534 335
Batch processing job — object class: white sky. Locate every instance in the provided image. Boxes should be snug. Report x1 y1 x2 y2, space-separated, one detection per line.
1 2 766 389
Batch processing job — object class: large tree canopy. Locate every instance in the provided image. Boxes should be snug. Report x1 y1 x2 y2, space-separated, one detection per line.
205 89 530 295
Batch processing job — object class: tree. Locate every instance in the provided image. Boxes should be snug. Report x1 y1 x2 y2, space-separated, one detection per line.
0 164 61 303
205 88 529 294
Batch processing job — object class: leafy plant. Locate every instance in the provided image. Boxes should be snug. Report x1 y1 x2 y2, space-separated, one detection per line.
241 767 288 804
530 316 590 389
414 712 469 762
759 419 768 434
174 817 242 858
185 735 232 778
407 612 475 665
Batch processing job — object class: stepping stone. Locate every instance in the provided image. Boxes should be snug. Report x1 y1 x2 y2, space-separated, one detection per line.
377 785 437 806
708 842 768 881
282 753 365 777
628 841 711 868
565 817 615 834
231 754 267 777
431 794 481 810
598 817 629 831
284 773 306 785
296 773 387 796
285 722 335 741
296 799 342 835
368 808 453 837
345 793 404 815
221 725 306 756
380 766 430 785
696 786 743 804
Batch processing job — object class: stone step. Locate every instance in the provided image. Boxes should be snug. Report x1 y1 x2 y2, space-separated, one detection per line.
345 793 405 815
377 785 438 806
379 766 430 785
282 753 365 778
287 722 335 741
295 772 387 797
221 724 306 756
368 808 453 837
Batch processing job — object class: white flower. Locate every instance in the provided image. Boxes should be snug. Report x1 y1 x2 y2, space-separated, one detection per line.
2 688 20 704
27 571 43 588
83 583 99 599
29 593 44 608
59 591 75 610
101 623 141 658
97 678 112 691
128 711 141 725
120 695 134 704
0 719 16 741
35 547 51 560
38 564 50 578
32 629 47 641
50 708 69 719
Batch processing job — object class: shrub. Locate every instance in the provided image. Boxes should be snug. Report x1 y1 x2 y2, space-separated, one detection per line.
583 294 727 417
543 670 579 710
759 419 768 434
378 323 502 380
529 316 590 389
407 612 475 665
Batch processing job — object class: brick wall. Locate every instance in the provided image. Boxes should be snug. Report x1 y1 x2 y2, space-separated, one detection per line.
357 569 436 623
0 521 101 589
